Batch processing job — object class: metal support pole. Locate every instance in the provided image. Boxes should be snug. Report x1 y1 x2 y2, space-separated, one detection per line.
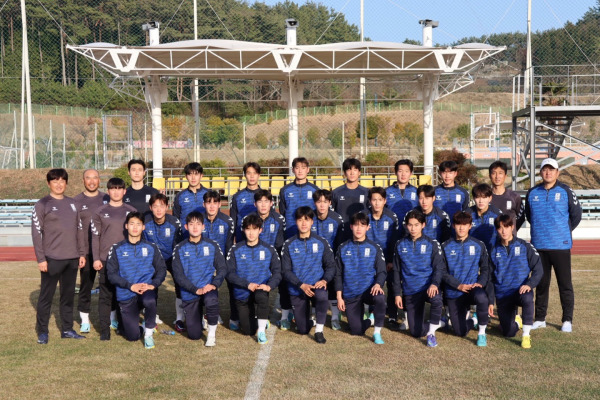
62 123 66 168
511 116 517 190
49 119 53 167
469 113 474 164
94 123 98 170
144 76 167 179
341 121 345 162
422 74 439 177
243 122 247 164
529 107 536 188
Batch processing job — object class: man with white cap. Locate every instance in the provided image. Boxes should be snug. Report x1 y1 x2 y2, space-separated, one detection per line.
524 158 581 332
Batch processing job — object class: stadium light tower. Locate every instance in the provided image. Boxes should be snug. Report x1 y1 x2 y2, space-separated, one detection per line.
419 19 439 177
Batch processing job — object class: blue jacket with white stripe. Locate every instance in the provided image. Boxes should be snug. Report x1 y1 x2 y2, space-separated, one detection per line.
392 234 445 296
243 211 286 252
143 214 182 261
434 185 470 220
279 181 320 238
335 238 387 300
311 210 344 252
173 187 209 235
366 208 400 262
230 187 260 242
202 211 234 254
467 204 502 253
442 236 489 299
416 205 452 244
386 182 418 224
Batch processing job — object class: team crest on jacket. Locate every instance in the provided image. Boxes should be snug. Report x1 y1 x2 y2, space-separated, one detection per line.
165 228 171 237
488 218 494 225
359 195 365 203
259 251 265 260
203 246 209 256
515 247 520 256
145 195 151 202
411 192 416 200
383 221 389 230
328 224 334 232
307 191 312 199
432 220 437 228
312 243 319 253
421 244 427 254
506 200 512 209
555 193 561 201
455 195 461 202
469 246 475 255
219 226 224 234
270 224 275 233
364 248 370 257
142 248 148 257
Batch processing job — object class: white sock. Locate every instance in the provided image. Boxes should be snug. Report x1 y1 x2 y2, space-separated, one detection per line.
315 323 324 333
329 301 339 320
110 310 117 321
144 327 153 338
175 298 184 321
427 323 441 336
478 325 487 335
208 324 217 338
257 319 268 333
281 309 290 321
374 326 382 334
523 325 532 336
80 312 90 324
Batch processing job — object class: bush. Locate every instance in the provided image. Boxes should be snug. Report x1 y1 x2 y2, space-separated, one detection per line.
113 166 132 186
202 158 228 177
434 149 478 186
364 152 392 173
257 158 289 175
327 128 343 147
306 127 320 147
255 132 269 149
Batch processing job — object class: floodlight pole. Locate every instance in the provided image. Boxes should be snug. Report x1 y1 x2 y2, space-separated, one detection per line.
524 0 532 108
193 0 200 162
420 19 439 177
20 0 34 169
359 0 365 159
285 19 301 168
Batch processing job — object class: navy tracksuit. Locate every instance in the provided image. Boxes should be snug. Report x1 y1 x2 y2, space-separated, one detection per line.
171 237 227 340
106 239 167 341
488 237 543 337
230 187 260 242
173 187 209 236
386 182 418 225
467 205 502 253
143 214 182 297
442 236 489 337
311 210 344 252
335 238 387 335
202 212 234 254
281 233 336 334
416 205 452 244
279 181 320 238
392 235 444 338
434 184 470 220
332 185 370 242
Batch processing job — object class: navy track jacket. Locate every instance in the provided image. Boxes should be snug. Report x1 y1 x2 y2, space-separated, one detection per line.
173 187 209 234
442 236 489 299
202 211 234 254
335 238 387 300
279 181 320 238
415 205 451 243
106 239 167 302
230 187 260 242
366 208 400 262
392 235 445 297
311 210 344 252
467 204 502 253
386 182 419 224
243 211 285 252
434 185 470 220
143 214 182 261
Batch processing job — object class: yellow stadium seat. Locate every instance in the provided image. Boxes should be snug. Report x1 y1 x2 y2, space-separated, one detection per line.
330 175 345 189
181 181 189 189
315 176 330 190
419 175 432 185
258 177 269 190
152 178 165 191
374 175 389 188
224 177 240 196
360 175 374 188
270 176 286 196
211 177 226 193
166 177 181 191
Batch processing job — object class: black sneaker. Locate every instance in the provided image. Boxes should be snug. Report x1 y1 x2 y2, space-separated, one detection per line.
174 320 186 332
387 319 400 331
61 330 86 339
314 332 326 344
37 333 49 344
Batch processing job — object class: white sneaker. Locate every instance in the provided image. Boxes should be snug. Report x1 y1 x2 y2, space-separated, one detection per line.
561 321 572 333
155 314 163 325
205 336 216 347
531 320 546 330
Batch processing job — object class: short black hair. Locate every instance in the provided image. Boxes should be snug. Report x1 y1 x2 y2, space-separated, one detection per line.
128 159 146 171
394 159 414 173
295 206 315 221
417 184 435 198
243 161 261 175
349 212 369 226
342 158 361 172
107 177 126 189
242 214 263 230
472 183 493 198
292 157 309 168
203 190 221 203
489 160 508 175
149 193 168 206
439 160 458 172
254 189 273 203
47 168 68 183
184 162 203 175
125 211 144 224
404 209 426 225
453 211 472 225
368 187 386 200
313 189 332 203
186 211 204 224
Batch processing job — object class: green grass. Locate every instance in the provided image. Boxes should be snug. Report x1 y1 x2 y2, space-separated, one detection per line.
1 257 600 399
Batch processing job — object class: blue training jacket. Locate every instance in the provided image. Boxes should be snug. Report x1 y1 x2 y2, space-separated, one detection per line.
467 204 502 253
365 208 400 262
392 234 445 296
143 214 182 261
488 237 543 301
311 210 344 252
386 182 419 224
335 238 387 300
230 187 260 242
442 236 489 299
434 185 470 220
279 181 320 239
415 205 451 243
226 240 282 301
171 237 227 302
281 233 336 297
202 211 234 254
173 187 209 235
525 181 582 250
243 211 286 252
106 239 167 302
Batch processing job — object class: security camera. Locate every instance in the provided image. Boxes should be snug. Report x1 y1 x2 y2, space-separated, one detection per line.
142 21 160 31
285 19 298 28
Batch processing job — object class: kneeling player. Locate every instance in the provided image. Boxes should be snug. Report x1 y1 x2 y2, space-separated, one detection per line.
488 214 543 349
282 207 336 343
106 212 166 349
172 211 227 346
226 214 282 344
393 210 444 347
335 212 387 344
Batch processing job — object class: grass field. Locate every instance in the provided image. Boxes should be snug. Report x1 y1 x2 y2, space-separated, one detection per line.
1 257 599 400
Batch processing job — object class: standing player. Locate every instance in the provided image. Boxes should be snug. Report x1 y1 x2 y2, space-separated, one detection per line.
173 162 209 236
489 160 524 232
172 211 227 346
124 159 159 215
332 158 370 241
387 159 419 224
32 169 86 344
73 169 109 333
434 160 469 219
91 177 137 340
281 207 336 343
416 185 452 243
442 211 490 347
106 212 167 349
230 162 262 243
226 215 282 344
279 157 319 239
467 183 502 253
335 213 387 344
392 210 444 347
525 158 582 332
488 214 543 348
143 193 184 330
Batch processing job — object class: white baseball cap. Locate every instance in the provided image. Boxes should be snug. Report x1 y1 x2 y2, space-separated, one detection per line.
540 158 559 170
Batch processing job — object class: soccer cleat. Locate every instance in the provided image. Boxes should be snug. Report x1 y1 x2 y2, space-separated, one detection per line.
155 314 163 325
387 319 399 331
373 333 385 345
315 332 326 344
257 331 268 344
331 319 342 331
521 335 531 349
100 332 110 341
279 319 291 331
477 334 487 347
37 333 49 344
368 313 375 327
110 320 119 331
515 315 523 330
229 320 240 331
426 334 438 348
80 323 91 333
561 321 572 333
174 320 186 332
205 336 216 347
144 335 155 349
531 320 546 330
61 330 86 339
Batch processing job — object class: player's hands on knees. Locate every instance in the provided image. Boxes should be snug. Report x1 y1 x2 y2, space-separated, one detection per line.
314 280 327 290
519 285 531 294
457 283 473 293
93 260 103 271
38 261 48 272
78 256 86 269
300 283 315 297
370 283 384 296
257 284 271 292
427 284 439 298
247 283 259 292
395 295 403 309
130 283 145 294
488 304 495 318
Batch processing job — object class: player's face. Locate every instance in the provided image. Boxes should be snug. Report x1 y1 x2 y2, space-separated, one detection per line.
83 170 100 192
344 166 361 184
107 187 125 202
474 195 491 211
255 197 273 216
497 223 513 242
244 225 262 245
350 221 369 241
370 193 386 213
185 219 204 239
418 193 434 212
314 197 331 215
128 164 146 183
125 218 145 238
395 165 412 185
293 163 309 181
245 167 259 187
540 166 559 185
204 199 220 217
48 178 67 196
454 223 471 241
296 216 313 235
440 169 457 186
489 167 506 187
406 218 425 239
186 171 203 188
150 201 167 220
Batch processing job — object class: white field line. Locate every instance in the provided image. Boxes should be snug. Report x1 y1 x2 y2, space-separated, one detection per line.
244 324 277 400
